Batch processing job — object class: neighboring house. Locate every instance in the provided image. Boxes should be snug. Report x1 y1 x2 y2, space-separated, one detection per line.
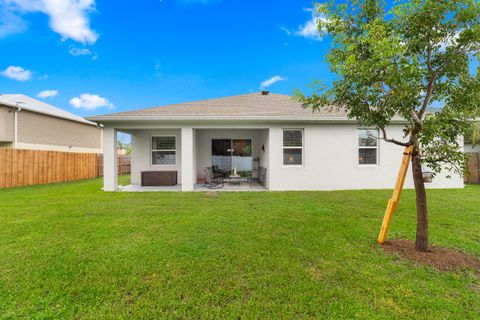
0 94 102 153
87 91 463 191
464 143 480 153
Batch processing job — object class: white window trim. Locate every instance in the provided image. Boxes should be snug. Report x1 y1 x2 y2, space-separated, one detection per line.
151 135 176 166
282 129 304 167
358 128 379 166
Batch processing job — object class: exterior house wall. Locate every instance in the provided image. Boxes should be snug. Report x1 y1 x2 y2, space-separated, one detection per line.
113 122 463 191
0 105 14 142
268 123 463 190
130 129 182 185
16 110 101 153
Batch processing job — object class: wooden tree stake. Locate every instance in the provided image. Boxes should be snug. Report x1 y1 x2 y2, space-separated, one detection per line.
377 145 414 244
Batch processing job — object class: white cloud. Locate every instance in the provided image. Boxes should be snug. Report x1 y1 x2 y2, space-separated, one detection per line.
296 18 321 40
1 65 32 81
69 47 97 59
440 30 461 51
36 89 58 98
279 26 291 36
3 0 98 44
69 47 92 56
281 8 326 41
260 75 287 89
69 93 114 110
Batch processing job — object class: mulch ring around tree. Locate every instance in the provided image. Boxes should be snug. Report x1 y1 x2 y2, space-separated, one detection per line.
382 239 480 274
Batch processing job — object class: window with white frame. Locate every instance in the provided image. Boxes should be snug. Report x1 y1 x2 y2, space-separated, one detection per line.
358 129 378 165
152 136 176 165
283 129 303 165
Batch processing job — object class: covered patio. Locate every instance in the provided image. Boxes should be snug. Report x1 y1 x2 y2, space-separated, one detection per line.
104 126 270 192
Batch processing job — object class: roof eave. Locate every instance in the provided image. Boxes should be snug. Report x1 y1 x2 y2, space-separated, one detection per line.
0 101 99 127
86 116 408 125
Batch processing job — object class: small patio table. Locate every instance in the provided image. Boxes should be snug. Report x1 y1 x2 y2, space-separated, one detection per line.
228 175 242 186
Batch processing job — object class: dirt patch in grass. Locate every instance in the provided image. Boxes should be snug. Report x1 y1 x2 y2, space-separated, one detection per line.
382 239 480 274
204 191 220 198
470 284 480 292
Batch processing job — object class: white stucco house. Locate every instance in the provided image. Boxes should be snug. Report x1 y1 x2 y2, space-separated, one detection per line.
87 91 463 192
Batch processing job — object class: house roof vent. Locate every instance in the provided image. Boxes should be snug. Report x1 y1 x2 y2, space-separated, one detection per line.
261 90 269 96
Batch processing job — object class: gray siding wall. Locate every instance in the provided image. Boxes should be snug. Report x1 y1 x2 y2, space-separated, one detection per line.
0 105 15 142
17 110 101 149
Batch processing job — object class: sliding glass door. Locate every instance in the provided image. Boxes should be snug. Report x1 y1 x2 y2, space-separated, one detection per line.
212 139 252 175
212 139 232 172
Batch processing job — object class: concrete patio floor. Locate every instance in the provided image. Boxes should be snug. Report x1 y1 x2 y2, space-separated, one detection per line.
118 181 266 192
119 184 182 192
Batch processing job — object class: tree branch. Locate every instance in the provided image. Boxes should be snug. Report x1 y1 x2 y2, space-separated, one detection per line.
378 127 411 147
418 40 436 120
426 157 463 173
411 110 422 128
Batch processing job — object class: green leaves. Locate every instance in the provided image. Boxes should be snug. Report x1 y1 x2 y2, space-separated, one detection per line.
472 122 480 146
299 0 480 176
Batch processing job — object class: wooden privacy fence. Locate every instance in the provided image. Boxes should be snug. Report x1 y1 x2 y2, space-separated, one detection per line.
465 152 480 184
0 149 131 189
0 149 99 189
97 154 131 176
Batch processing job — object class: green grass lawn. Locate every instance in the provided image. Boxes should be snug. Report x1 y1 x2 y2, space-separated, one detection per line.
0 176 479 319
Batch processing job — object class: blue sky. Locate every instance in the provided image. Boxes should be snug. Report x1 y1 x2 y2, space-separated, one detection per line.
0 0 334 117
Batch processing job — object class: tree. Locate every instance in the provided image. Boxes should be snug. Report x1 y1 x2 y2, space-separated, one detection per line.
117 133 132 155
296 0 480 252
464 121 480 148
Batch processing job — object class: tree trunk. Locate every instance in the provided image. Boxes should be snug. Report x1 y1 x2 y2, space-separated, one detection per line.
411 145 429 252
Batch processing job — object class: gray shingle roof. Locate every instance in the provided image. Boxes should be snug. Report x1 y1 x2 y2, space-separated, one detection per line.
87 93 350 122
0 94 97 126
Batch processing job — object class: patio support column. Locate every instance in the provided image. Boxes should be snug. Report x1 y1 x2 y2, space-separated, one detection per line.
103 127 118 191
181 127 194 191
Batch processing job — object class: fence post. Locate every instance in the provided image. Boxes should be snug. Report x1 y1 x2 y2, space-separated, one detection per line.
477 153 480 184
119 155 123 175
